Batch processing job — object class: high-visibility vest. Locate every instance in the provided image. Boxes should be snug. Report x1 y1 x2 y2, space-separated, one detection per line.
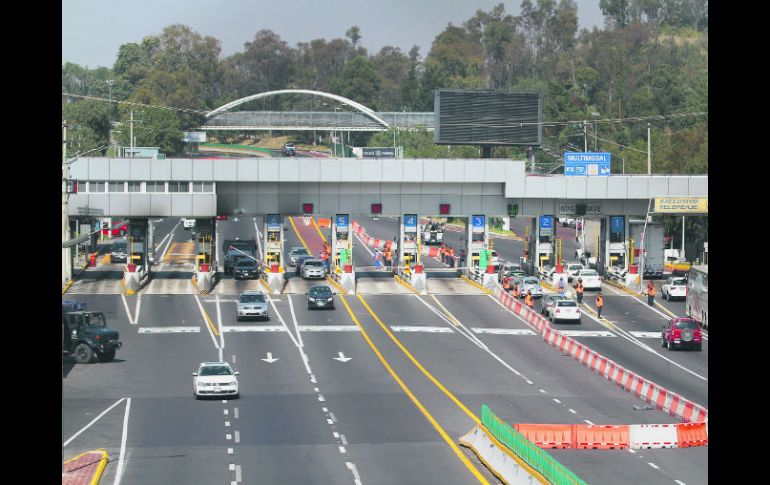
596 296 604 308
513 286 520 298
648 285 656 296
576 283 584 293
525 295 534 307
503 278 511 289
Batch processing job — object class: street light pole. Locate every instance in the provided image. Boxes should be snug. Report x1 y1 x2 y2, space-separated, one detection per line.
583 120 587 152
647 123 651 175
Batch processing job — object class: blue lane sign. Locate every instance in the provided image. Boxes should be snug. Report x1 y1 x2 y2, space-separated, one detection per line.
472 215 485 233
267 214 281 231
335 214 349 233
404 214 417 233
564 152 611 176
610 216 625 234
539 215 554 237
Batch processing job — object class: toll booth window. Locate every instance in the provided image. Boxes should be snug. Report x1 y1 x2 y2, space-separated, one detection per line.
168 181 190 193
108 181 126 192
146 181 166 193
88 181 106 193
609 231 624 243
128 182 142 192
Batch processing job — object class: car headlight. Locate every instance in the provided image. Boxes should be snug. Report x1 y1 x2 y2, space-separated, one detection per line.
229 381 238 386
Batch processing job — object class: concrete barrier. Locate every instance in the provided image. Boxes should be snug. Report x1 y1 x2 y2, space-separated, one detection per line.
459 425 542 485
408 272 427 294
263 272 284 295
194 271 214 294
124 270 141 295
337 270 356 294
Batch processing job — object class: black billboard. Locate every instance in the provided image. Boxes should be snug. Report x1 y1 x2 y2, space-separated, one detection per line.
434 89 542 146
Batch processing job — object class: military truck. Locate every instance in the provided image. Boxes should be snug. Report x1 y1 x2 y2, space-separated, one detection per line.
62 301 122 364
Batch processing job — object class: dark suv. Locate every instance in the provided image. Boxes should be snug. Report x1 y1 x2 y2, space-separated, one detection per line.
62 301 122 363
662 317 702 351
233 259 259 280
282 143 296 156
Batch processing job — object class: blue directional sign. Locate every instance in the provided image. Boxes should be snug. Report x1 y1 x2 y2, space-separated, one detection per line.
267 214 281 231
564 152 611 176
472 215 485 233
539 215 554 237
610 216 625 234
335 214 349 233
404 214 417 233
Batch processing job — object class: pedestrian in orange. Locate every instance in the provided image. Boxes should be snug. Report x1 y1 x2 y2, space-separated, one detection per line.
525 290 534 309
596 292 604 319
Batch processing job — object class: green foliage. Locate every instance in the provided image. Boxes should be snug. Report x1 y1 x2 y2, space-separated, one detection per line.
62 99 113 155
330 56 383 109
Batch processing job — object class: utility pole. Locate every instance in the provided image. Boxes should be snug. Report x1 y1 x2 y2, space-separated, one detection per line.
583 121 587 152
130 110 134 158
647 123 651 175
62 121 71 285
681 216 686 260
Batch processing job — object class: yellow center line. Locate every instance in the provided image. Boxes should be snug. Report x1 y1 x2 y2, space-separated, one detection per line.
393 274 420 294
356 294 480 425
198 300 220 337
429 295 460 326
338 295 489 485
311 217 327 243
459 275 493 294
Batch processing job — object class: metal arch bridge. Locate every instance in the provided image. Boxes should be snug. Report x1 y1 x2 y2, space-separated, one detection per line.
202 89 434 132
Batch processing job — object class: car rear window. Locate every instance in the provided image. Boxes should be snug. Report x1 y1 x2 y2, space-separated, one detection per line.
292 248 309 255
557 301 577 307
672 279 686 285
675 320 699 329
581 270 598 276
305 261 322 267
240 294 265 303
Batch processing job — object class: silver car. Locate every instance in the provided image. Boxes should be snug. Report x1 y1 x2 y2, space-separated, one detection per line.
520 277 542 298
237 290 269 321
289 246 310 266
302 259 327 279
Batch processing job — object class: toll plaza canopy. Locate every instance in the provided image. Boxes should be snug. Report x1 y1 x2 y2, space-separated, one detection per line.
68 157 707 218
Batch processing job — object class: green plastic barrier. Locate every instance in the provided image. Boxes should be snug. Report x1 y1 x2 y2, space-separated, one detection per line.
481 404 587 485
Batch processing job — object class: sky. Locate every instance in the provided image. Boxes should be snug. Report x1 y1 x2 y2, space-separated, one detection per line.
62 0 605 68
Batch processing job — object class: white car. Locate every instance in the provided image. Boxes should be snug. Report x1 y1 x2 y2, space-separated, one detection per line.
237 290 269 320
301 259 327 279
575 269 601 290
566 262 584 282
661 277 687 301
183 218 196 229
193 362 239 399
551 299 581 323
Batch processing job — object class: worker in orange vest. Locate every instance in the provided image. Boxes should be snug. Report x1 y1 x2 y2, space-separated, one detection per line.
447 247 455 267
512 283 521 299
596 292 604 319
525 290 534 309
575 278 584 304
645 281 656 306
502 276 512 291
440 243 447 263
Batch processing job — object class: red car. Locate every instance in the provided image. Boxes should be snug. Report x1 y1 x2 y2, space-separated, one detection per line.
662 317 702 351
217 215 228 221
102 221 127 237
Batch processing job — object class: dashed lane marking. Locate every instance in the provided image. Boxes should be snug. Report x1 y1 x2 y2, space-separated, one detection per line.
471 328 537 335
138 326 200 333
390 325 455 333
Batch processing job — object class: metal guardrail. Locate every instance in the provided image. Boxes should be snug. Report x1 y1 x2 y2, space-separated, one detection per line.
203 111 435 131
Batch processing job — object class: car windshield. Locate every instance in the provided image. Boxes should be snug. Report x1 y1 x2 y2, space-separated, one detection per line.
305 261 322 267
310 287 332 296
569 265 582 270
291 248 309 255
557 301 577 307
675 320 699 329
511 271 526 277
112 243 127 252
236 260 256 268
240 294 265 303
228 249 253 257
581 270 598 276
199 365 233 376
672 279 686 286
523 278 539 285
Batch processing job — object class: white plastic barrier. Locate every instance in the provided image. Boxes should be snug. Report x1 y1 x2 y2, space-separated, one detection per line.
459 425 539 485
124 270 142 295
337 270 356 294
482 273 498 291
408 272 427 294
194 271 214 294
629 424 679 449
264 272 284 295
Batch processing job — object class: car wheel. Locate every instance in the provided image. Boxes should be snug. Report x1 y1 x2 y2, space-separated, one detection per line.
98 349 116 362
73 343 94 364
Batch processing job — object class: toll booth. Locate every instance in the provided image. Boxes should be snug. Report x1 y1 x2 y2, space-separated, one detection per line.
399 214 426 293
465 215 498 289
193 218 215 272
124 218 149 295
599 215 627 276
262 214 284 294
527 215 555 276
331 214 356 293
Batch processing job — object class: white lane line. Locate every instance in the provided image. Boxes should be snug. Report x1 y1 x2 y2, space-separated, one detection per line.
569 408 577 414
338 446 346 454
630 331 665 338
648 462 660 470
346 462 363 485
558 330 616 337
584 420 594 425
235 464 242 482
223 325 286 332
318 394 325 402
674 480 686 485
628 449 636 454
329 412 337 423
327 419 334 425
216 228 222 271
298 325 359 332
194 294 220 350
322 407 329 412
226 433 232 440
287 294 304 347
472 328 537 335
63 398 126 448
216 294 225 362
225 421 230 427
229 464 235 471
159 220 180 260
121 295 134 324
234 408 239 419
390 325 454 333
353 231 374 257
227 447 234 455
133 294 141 325
234 431 240 443
553 398 562 404
112 397 131 485
539 389 547 394
340 433 348 445
232 354 237 364
266 293 312 375
333 431 340 439
224 409 229 416
138 326 200 333
427 295 488 348
254 219 264 260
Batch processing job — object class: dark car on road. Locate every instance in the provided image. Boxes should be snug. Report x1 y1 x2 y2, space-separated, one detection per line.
306 285 335 310
110 239 129 263
233 259 259 280
662 317 702 351
282 143 296 156
224 248 256 274
62 301 122 363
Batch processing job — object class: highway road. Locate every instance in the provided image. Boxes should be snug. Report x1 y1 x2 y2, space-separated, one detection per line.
62 215 708 485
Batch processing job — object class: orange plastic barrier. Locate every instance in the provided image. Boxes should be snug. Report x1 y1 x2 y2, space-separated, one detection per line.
428 247 439 257
676 421 708 447
317 218 331 228
515 424 574 449
574 424 629 450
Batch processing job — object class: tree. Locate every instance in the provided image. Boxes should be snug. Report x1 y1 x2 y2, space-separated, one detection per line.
330 56 383 108
599 0 631 28
62 99 113 155
116 106 184 156
346 26 362 49
372 46 411 110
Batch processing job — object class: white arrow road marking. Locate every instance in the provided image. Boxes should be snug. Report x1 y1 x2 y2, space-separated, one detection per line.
333 352 352 363
261 352 279 363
